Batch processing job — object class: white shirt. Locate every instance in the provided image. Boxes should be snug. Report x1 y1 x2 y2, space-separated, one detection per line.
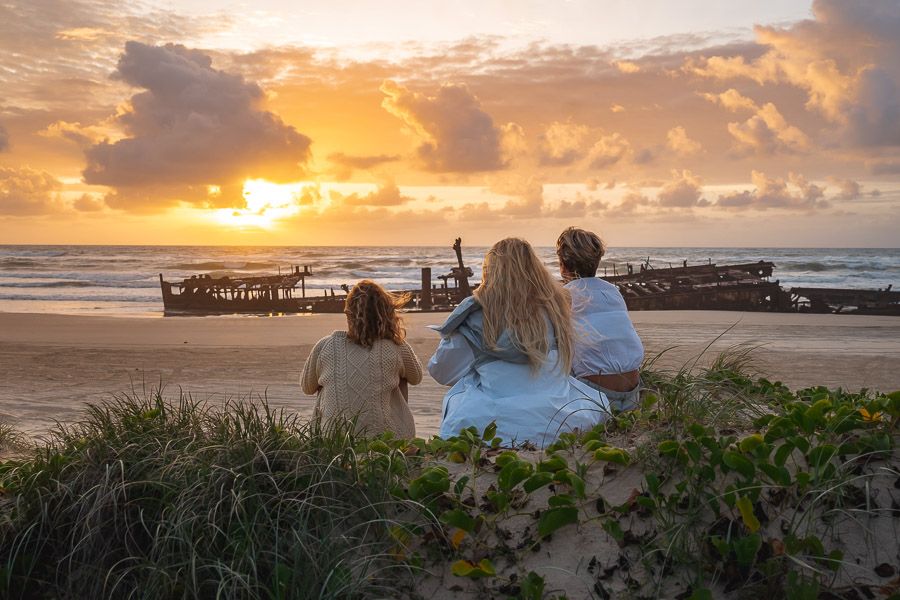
566 277 644 377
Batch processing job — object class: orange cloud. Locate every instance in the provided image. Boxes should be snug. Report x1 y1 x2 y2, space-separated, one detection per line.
380 79 516 172
0 166 62 215
83 42 311 210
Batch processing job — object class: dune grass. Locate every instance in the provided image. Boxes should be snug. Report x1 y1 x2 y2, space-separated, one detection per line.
0 394 432 599
0 350 897 599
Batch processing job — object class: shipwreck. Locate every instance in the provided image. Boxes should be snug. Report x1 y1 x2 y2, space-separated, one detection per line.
159 239 898 316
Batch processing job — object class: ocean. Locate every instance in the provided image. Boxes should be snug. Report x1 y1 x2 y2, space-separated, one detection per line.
0 245 897 316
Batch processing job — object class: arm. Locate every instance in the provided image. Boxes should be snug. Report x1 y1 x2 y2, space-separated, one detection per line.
398 341 424 385
300 338 325 395
427 332 476 386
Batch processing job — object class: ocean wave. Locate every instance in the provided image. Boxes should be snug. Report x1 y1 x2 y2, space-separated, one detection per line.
168 261 278 271
0 293 158 302
0 281 96 288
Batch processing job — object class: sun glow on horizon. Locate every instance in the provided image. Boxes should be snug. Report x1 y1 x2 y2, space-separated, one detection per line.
209 179 312 230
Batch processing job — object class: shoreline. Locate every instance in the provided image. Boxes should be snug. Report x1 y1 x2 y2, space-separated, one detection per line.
1 310 898 436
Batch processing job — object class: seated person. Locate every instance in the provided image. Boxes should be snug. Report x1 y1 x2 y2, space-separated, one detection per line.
428 238 607 448
301 280 422 438
556 227 645 411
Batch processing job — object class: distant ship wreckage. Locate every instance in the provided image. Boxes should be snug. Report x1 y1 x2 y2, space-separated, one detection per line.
160 238 898 316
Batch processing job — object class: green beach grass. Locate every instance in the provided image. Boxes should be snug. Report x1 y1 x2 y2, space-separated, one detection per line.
0 353 897 599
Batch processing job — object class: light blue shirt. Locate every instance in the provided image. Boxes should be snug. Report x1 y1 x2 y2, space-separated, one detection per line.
566 278 644 377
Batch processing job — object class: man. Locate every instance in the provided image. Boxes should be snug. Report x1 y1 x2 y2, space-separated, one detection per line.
556 226 644 411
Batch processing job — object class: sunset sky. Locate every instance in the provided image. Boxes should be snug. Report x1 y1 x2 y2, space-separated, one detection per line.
1 0 899 246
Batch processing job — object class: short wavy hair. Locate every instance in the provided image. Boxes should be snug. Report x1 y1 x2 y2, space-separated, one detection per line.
556 226 607 278
344 280 410 348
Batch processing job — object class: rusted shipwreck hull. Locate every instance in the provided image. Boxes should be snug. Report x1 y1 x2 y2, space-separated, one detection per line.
605 261 790 312
159 244 897 316
159 239 474 315
790 287 900 315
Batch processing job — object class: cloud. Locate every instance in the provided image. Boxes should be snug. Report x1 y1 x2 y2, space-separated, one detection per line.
0 166 62 215
327 152 401 180
82 42 311 210
72 193 105 212
665 126 702 156
380 79 514 172
716 170 827 210
0 124 8 152
332 182 412 207
41 120 111 147
615 61 641 74
656 169 706 207
586 132 631 169
538 121 590 166
701 88 759 113
610 104 626 113
690 0 900 147
726 103 810 155
827 177 863 200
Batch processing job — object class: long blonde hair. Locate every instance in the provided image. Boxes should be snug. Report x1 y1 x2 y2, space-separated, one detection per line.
345 280 410 348
473 238 574 373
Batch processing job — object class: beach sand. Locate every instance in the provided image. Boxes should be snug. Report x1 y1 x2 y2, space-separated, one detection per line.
1 311 898 436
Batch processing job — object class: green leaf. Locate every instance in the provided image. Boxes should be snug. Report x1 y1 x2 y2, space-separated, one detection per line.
722 451 755 479
440 509 475 533
408 466 450 500
451 558 496 579
519 571 545 600
537 455 568 473
523 472 554 493
537 506 579 537
734 533 761 568
807 444 837 469
594 447 630 465
736 495 760 533
495 451 519 468
582 439 606 452
739 433 764 453
601 518 625 542
453 475 470 497
759 463 791 487
773 441 794 467
548 494 575 507
486 490 509 513
688 588 713 600
645 473 661 495
658 440 679 456
498 459 533 491
481 421 497 441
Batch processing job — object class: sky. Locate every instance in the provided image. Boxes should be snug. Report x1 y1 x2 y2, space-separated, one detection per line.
1 0 899 247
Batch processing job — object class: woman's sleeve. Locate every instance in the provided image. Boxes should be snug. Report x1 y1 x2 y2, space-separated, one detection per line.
427 332 476 386
300 338 325 395
398 341 424 385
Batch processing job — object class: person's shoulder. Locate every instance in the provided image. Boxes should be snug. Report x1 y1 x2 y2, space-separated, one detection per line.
313 331 345 349
433 295 482 336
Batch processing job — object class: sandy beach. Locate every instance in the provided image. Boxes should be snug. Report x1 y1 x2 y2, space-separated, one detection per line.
0 310 897 437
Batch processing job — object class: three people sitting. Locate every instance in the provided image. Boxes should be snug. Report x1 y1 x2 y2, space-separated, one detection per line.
300 229 643 445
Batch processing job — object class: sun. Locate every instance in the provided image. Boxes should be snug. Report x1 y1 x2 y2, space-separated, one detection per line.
209 179 308 229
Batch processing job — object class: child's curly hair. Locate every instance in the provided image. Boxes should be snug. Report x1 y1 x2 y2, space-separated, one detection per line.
344 280 410 348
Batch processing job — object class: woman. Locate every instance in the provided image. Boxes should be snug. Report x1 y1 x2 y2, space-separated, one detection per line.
428 238 607 447
556 226 644 411
301 280 422 438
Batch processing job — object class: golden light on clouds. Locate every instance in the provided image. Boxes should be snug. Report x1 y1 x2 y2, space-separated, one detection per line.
0 0 898 247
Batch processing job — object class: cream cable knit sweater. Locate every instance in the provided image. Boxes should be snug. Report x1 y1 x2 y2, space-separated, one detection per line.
300 331 422 438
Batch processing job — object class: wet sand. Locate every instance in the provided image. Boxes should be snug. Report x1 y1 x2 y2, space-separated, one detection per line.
0 311 898 436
